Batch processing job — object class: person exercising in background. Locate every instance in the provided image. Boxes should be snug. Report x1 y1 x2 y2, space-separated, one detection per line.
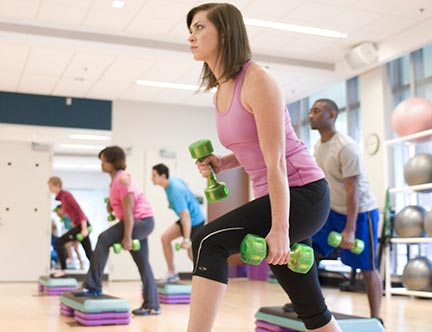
55 205 85 270
48 177 92 278
73 146 160 317
309 98 383 324
151 163 205 283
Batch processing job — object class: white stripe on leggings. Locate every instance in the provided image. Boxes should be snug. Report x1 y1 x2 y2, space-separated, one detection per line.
193 227 245 274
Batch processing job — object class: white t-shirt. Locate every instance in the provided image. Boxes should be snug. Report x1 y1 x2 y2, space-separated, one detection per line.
314 132 377 214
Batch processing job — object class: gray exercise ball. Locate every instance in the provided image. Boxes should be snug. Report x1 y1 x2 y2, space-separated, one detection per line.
423 210 432 237
402 256 432 291
404 153 432 186
394 205 425 237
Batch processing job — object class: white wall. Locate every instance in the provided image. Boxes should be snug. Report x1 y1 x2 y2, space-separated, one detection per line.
110 100 225 279
0 140 52 281
359 67 393 212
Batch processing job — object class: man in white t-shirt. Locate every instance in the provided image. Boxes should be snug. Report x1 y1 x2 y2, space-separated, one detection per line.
309 98 383 324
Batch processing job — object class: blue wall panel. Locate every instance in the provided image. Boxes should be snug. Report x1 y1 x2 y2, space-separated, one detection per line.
0 92 111 130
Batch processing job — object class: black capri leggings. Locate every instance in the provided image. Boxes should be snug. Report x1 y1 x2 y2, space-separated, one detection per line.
191 179 332 330
55 222 92 270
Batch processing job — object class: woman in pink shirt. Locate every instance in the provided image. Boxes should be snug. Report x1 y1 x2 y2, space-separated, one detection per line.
185 3 342 332
73 146 160 316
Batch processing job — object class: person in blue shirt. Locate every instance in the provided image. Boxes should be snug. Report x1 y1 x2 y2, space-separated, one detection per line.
152 163 205 283
54 204 85 270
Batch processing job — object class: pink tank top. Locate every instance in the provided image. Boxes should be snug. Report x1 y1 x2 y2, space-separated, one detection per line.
216 61 324 198
110 170 153 220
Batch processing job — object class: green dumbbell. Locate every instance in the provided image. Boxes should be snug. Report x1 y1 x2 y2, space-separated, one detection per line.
112 239 141 254
104 197 116 222
76 226 92 242
188 139 229 203
175 241 191 251
327 231 364 254
240 234 314 274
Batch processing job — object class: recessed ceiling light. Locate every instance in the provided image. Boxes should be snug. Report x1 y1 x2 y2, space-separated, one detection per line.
57 144 105 150
69 134 111 141
112 0 125 9
244 18 347 39
136 80 199 91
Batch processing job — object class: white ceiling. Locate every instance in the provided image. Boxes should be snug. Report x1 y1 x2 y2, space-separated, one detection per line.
0 0 432 108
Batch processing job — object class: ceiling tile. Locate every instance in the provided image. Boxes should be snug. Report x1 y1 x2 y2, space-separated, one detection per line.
175 63 203 85
52 76 96 97
0 0 431 109
132 0 194 20
63 52 115 80
86 80 131 100
25 47 74 75
119 84 161 101
37 0 92 26
0 43 30 72
249 30 297 54
0 0 40 20
125 17 177 39
349 16 418 43
279 37 336 56
313 44 347 62
165 19 191 43
322 8 381 33
82 0 147 32
100 57 156 82
283 1 346 24
0 72 21 91
139 60 195 82
243 0 303 20
313 0 356 6
18 73 59 95
352 0 432 19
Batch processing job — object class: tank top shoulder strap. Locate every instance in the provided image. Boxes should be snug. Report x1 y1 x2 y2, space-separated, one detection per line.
233 60 253 100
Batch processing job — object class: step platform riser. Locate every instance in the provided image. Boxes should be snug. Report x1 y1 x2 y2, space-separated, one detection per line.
59 292 130 326
40 285 78 295
75 316 130 326
157 283 192 295
38 276 78 296
255 306 385 332
255 319 297 331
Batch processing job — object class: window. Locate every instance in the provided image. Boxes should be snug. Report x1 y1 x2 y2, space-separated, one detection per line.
388 55 411 110
414 44 432 101
288 77 361 150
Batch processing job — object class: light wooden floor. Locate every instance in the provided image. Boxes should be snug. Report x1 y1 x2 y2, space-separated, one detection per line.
0 279 430 331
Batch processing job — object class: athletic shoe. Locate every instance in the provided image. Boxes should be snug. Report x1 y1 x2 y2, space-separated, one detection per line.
157 272 180 283
71 287 102 297
50 271 68 278
132 307 161 316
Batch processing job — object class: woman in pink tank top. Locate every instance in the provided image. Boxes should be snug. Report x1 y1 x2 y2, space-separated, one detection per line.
185 3 342 332
72 146 160 317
